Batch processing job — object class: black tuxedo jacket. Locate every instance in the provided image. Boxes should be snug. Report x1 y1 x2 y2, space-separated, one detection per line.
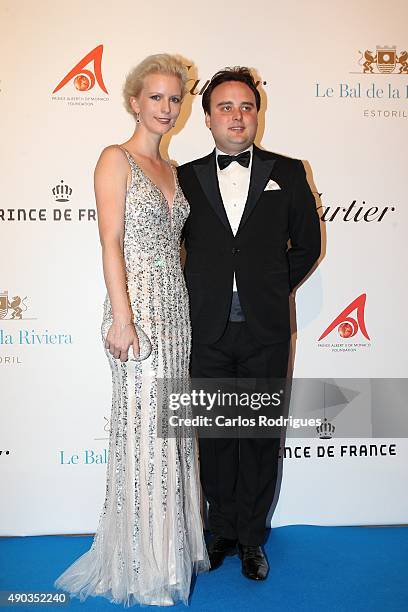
177 145 321 345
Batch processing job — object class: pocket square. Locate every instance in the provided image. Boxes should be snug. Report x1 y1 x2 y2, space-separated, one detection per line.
264 179 281 191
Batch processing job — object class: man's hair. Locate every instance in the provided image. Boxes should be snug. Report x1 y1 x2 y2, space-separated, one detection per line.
202 66 261 115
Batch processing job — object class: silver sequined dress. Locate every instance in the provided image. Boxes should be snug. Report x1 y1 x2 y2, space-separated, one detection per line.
54 148 209 606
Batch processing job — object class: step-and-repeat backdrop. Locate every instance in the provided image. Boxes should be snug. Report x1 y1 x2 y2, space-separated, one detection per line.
1 0 407 535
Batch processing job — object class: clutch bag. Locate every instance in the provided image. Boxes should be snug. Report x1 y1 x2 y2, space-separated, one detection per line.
130 322 152 361
101 319 152 362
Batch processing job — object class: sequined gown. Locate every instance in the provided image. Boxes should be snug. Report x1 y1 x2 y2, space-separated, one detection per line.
54 148 209 606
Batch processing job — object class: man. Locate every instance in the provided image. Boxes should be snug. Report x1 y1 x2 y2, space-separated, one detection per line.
178 67 321 581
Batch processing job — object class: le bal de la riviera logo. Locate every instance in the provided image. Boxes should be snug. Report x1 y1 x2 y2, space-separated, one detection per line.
0 291 72 350
315 44 408 97
314 45 408 119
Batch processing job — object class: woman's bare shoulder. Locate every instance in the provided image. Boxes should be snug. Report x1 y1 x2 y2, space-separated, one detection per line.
97 144 129 165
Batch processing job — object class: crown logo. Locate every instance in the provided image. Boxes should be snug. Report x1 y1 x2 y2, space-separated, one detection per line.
52 180 72 202
316 418 335 440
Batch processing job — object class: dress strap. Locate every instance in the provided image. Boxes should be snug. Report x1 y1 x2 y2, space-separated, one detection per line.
114 146 138 194
116 145 137 169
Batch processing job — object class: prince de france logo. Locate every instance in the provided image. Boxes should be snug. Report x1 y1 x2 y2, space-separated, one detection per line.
318 294 371 352
52 180 72 203
52 45 109 105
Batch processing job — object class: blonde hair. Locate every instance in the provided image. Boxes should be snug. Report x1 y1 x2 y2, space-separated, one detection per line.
123 54 188 116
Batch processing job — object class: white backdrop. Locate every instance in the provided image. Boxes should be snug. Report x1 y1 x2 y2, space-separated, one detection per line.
1 0 407 535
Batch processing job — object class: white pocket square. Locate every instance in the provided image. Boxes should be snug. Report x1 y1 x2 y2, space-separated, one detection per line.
264 179 281 191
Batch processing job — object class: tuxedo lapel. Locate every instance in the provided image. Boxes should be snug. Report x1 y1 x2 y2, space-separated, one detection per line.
193 151 232 234
237 147 277 233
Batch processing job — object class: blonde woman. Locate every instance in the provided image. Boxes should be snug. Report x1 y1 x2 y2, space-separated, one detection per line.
54 54 209 607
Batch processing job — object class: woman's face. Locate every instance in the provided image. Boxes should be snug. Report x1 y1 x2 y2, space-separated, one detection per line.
130 72 183 135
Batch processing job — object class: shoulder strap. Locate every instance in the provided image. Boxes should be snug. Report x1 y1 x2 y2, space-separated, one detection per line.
115 145 137 170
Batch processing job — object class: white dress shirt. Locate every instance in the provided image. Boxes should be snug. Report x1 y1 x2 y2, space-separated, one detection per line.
216 145 253 291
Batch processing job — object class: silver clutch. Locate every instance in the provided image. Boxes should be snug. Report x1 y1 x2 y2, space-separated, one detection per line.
130 322 152 361
101 319 152 362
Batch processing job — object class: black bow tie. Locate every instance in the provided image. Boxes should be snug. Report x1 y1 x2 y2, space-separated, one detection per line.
217 150 251 170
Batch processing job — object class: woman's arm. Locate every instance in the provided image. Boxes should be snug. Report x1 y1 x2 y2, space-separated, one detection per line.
94 145 139 362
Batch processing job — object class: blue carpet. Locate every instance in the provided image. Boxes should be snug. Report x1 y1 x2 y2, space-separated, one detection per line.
1 526 407 611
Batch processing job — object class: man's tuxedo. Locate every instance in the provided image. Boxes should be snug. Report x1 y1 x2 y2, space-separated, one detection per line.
177 145 321 546
178 144 321 345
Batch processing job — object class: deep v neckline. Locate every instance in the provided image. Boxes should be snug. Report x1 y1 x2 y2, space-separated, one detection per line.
120 147 177 214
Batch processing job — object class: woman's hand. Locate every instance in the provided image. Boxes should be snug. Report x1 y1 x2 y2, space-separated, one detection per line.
105 320 140 362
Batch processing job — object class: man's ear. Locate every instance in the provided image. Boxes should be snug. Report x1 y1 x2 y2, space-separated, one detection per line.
205 112 211 130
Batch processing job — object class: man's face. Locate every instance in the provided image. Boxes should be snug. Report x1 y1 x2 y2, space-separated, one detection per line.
205 80 258 154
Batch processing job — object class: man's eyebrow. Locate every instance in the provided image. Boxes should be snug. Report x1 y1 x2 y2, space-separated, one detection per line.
215 100 255 107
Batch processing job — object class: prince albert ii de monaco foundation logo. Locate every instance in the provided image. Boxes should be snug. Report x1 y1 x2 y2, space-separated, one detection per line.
52 44 108 94
318 294 371 350
358 45 408 74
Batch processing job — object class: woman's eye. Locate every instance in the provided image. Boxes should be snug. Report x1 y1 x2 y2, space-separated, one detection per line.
151 95 161 101
171 97 181 103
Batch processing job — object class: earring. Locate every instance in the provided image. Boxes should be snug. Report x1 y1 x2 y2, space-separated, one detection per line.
136 112 141 124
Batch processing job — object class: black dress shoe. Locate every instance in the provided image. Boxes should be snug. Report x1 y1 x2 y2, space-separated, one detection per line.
208 536 237 571
238 544 269 580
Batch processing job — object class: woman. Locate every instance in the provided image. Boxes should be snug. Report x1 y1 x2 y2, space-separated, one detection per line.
54 54 209 607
